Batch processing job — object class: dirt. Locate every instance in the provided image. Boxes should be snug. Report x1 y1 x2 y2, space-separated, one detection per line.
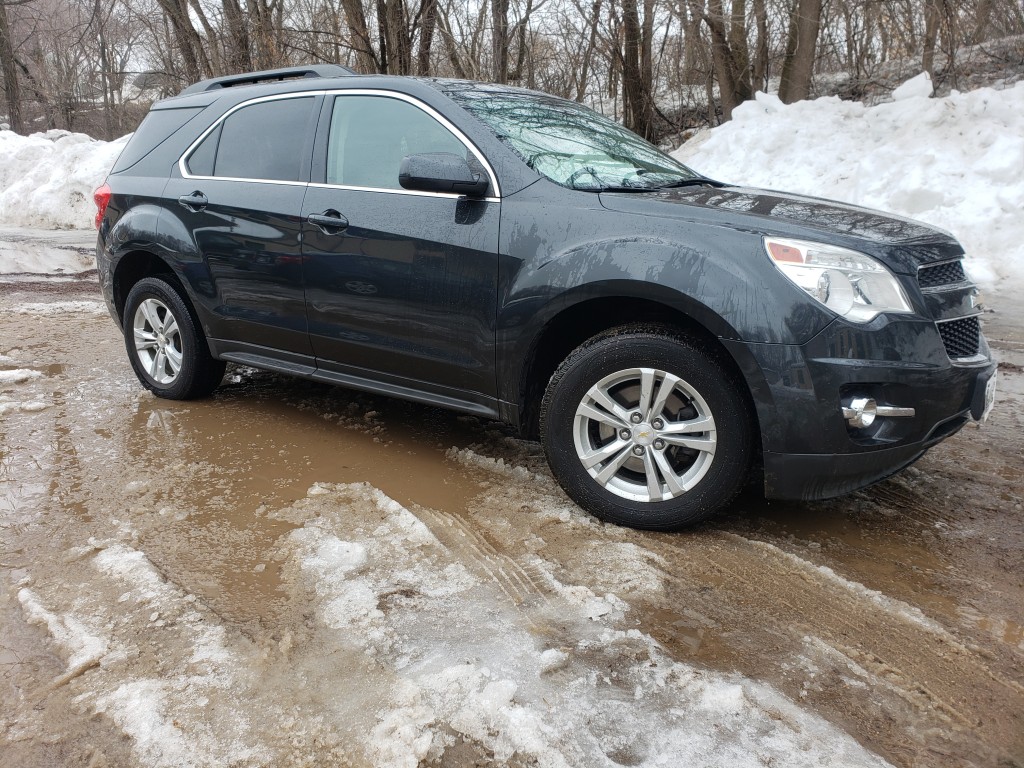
1 276 1022 768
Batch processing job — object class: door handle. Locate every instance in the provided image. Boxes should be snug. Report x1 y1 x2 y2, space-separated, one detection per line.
307 210 348 234
178 191 208 212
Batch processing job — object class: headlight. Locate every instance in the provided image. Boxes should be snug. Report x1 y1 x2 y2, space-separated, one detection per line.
763 237 913 323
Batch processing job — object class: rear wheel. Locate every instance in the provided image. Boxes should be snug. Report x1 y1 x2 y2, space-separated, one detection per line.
541 326 753 529
123 276 225 400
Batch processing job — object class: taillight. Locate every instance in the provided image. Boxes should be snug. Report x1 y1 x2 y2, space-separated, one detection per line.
93 182 111 229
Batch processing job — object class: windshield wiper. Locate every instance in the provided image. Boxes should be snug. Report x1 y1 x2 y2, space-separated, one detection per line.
594 185 657 193
652 177 722 190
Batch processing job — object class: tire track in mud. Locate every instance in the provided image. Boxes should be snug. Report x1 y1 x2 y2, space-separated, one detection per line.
414 504 554 610
625 530 1023 767
440 445 1024 768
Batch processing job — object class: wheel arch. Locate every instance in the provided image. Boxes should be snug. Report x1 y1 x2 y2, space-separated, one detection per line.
515 292 766 456
111 249 178 323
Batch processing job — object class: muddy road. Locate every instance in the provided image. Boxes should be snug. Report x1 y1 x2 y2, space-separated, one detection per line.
2 274 1022 768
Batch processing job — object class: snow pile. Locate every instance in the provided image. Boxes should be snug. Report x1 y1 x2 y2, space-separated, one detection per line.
674 76 1024 294
0 129 126 230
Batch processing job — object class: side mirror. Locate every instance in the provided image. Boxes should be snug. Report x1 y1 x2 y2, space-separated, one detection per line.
399 153 490 198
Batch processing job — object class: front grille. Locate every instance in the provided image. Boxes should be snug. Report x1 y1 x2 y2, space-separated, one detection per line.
937 316 981 359
919 260 967 288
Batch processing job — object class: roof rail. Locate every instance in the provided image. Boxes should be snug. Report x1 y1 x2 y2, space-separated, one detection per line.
179 64 356 96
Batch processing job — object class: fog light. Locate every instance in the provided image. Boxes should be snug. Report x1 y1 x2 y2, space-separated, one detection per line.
841 397 916 428
842 397 877 428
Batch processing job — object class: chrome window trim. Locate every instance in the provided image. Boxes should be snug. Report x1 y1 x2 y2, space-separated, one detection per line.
308 181 499 203
178 91 319 183
179 176 308 188
178 88 502 198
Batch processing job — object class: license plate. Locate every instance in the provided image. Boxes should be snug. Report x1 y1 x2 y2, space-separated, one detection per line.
982 371 998 422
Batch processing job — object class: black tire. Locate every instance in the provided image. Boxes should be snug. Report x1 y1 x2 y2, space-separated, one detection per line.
123 276 225 400
540 325 753 530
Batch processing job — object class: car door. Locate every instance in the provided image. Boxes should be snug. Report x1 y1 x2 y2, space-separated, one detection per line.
301 91 501 405
163 94 319 360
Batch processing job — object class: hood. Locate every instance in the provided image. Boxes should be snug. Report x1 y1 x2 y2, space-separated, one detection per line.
599 184 963 272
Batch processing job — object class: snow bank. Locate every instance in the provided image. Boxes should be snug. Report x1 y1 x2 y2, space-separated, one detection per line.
673 76 1024 294
0 129 126 230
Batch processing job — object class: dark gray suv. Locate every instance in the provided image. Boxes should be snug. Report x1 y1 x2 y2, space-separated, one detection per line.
93 65 998 529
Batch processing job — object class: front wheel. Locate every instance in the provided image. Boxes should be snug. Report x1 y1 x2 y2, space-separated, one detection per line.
123 276 225 400
540 327 754 529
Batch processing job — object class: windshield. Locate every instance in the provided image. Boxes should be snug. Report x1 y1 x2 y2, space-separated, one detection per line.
442 84 702 192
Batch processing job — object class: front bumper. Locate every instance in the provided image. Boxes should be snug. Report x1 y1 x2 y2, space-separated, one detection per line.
761 412 969 500
725 314 996 501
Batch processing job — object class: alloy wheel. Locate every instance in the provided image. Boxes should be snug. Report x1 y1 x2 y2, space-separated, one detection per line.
572 367 717 502
132 298 183 385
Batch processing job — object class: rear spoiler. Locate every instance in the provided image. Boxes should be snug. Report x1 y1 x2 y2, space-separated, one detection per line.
179 64 356 95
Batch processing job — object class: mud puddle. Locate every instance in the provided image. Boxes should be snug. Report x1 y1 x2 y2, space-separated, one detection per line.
2 282 1023 768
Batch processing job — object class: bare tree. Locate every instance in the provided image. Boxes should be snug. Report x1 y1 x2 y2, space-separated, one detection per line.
778 0 823 103
0 0 25 131
2 0 1023 140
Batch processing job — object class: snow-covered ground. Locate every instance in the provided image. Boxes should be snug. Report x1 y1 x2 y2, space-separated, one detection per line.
673 73 1024 295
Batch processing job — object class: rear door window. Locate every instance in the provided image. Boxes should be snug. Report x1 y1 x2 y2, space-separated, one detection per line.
187 96 315 182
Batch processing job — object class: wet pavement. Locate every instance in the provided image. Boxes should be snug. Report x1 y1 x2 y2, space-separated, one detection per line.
1 270 1022 767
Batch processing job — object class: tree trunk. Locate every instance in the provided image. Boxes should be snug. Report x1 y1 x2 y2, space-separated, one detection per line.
778 0 823 104
376 0 389 72
492 0 509 82
695 0 752 119
922 0 940 76
94 0 113 139
0 0 24 133
577 0 602 101
752 0 768 90
507 0 535 81
340 0 379 71
154 0 209 83
436 9 467 78
383 0 412 74
221 0 253 74
621 0 655 140
971 0 993 43
726 0 749 87
188 0 224 73
416 0 437 75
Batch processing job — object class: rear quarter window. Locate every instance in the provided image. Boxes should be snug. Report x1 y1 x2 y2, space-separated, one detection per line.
111 107 205 174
